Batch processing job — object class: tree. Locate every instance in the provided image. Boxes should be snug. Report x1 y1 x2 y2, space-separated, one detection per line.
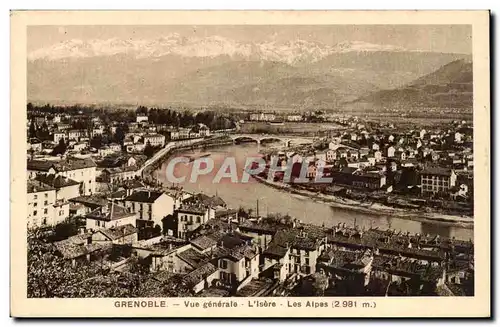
51 138 67 156
29 119 37 139
312 272 329 296
90 136 103 149
144 141 155 158
114 125 126 144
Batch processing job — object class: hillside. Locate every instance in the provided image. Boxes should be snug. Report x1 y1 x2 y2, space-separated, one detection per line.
349 59 473 108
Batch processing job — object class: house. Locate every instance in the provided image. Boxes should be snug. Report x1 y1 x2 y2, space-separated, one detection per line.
53 233 109 267
125 190 176 231
143 133 166 147
136 115 149 123
68 129 87 141
27 180 56 229
54 158 97 195
387 146 396 158
91 224 138 245
326 150 337 162
168 204 216 239
374 150 383 162
86 202 137 230
249 113 276 122
420 166 457 195
215 243 260 288
28 158 97 195
53 132 66 144
196 123 211 137
72 141 88 152
34 173 81 201
331 168 386 189
394 150 407 161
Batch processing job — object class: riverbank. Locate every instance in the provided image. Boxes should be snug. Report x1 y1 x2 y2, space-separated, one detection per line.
141 136 234 177
251 174 474 229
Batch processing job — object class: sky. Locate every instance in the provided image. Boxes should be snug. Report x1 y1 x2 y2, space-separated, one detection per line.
27 25 472 54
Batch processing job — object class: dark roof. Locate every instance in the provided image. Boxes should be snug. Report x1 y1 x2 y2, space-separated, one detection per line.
125 190 165 203
421 166 453 177
86 203 135 222
184 193 225 208
177 248 210 269
27 180 55 193
190 235 217 251
69 195 108 209
181 262 217 287
53 157 97 171
34 174 80 189
27 160 54 172
97 224 138 241
177 204 207 215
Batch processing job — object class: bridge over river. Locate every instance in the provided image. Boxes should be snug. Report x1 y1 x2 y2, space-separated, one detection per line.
228 133 317 147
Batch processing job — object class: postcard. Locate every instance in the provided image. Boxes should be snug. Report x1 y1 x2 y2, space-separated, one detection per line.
10 10 490 318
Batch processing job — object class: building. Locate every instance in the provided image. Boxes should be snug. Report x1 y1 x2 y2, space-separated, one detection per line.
53 132 66 144
85 202 137 230
67 129 87 141
420 167 457 195
124 190 176 230
331 168 386 190
91 224 138 245
34 174 81 201
136 115 149 123
249 113 276 122
143 133 166 147
27 180 56 228
166 204 215 239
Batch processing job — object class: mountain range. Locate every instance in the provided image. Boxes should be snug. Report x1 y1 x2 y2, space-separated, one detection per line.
27 35 472 109
350 59 473 109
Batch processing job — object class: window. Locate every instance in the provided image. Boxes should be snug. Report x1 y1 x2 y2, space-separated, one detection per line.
42 218 47 225
33 210 37 216
59 210 64 216
33 202 37 207
96 221 100 227
44 208 48 214
219 260 228 269
44 193 48 198
44 200 48 205
305 258 310 266
34 195 38 200
196 216 201 223
189 216 193 224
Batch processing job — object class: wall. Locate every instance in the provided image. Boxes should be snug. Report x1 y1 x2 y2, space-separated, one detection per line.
58 166 96 195
27 189 56 228
86 214 137 230
57 184 80 201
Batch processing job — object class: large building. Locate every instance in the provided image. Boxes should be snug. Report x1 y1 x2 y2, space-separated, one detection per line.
124 190 175 230
27 157 97 195
85 202 137 230
143 133 166 147
27 180 57 228
420 166 457 195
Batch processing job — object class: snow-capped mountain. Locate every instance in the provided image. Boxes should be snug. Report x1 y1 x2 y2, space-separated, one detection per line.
28 34 415 64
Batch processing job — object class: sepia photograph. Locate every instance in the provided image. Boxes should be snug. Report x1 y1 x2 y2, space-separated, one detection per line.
10 10 490 318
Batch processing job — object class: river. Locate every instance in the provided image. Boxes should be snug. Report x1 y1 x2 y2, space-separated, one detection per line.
155 143 473 241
